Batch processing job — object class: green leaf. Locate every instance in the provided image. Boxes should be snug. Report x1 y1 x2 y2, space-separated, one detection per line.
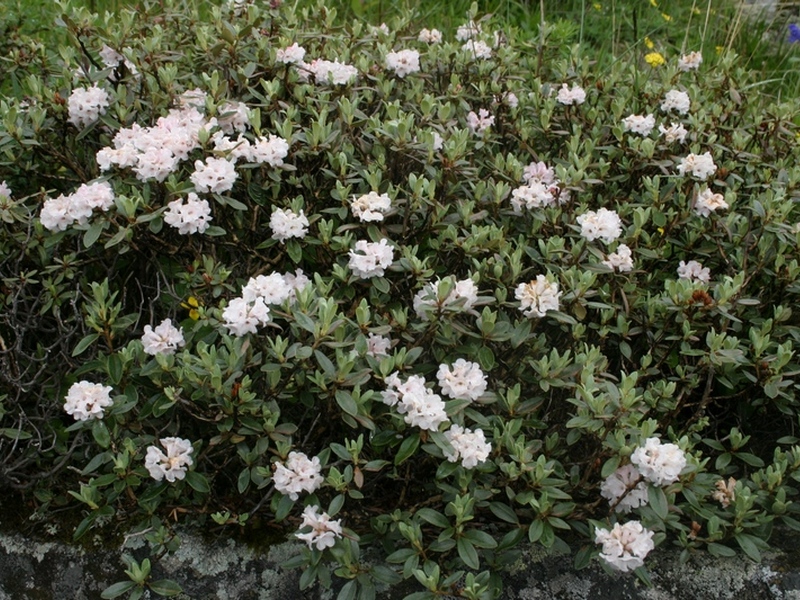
648 485 668 520
237 468 251 494
477 346 495 370
148 579 182 596
275 493 294 521
286 239 303 263
204 226 227 236
394 433 420 465
72 333 100 357
463 529 498 549
101 581 137 599
735 533 762 562
184 471 210 494
91 420 111 449
370 565 402 585
372 277 390 294
707 542 737 557
335 390 358 417
107 354 123 385
528 519 544 543
1 427 32 441
415 508 449 528
573 545 594 570
337 580 358 600
456 537 480 569
489 502 519 525
83 220 104 248
314 350 336 375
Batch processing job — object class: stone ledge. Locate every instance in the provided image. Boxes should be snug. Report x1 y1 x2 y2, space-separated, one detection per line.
2 527 800 599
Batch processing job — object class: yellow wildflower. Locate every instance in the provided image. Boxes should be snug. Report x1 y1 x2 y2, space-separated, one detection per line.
715 45 724 54
661 12 672 22
593 2 602 10
644 36 654 49
649 0 657 6
181 296 202 320
645 52 666 67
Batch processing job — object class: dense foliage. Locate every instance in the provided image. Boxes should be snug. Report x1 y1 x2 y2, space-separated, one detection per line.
2 0 800 598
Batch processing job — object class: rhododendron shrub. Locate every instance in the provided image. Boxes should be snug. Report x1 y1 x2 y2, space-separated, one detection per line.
3 0 800 598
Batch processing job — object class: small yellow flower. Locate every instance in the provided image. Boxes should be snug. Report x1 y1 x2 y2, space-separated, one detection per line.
645 52 666 67
644 36 654 49
715 45 724 54
181 296 202 320
692 7 701 14
593 2 602 10
649 0 657 6
661 12 672 22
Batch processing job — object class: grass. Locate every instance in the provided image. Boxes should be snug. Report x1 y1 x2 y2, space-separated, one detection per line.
2 0 799 98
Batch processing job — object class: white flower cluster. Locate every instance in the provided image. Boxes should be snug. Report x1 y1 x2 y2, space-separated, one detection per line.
385 49 421 78
660 89 691 115
413 277 478 320
515 275 561 318
382 372 448 431
510 160 567 211
297 59 358 85
677 152 717 180
222 297 270 336
250 135 291 166
96 103 207 181
40 181 115 232
577 207 623 244
97 92 289 185
226 0 253 17
222 270 310 336
602 244 634 272
630 437 687 486
68 84 110 129
145 437 194 482
295 505 343 551
418 28 442 43
556 83 587 106
677 260 710 284
456 20 481 41
99 44 139 79
351 192 392 222
600 464 648 513
0 181 10 200
272 451 324 500
659 122 688 144
141 319 185 355
466 109 495 133
595 521 655 572
443 425 492 469
496 91 519 108
164 193 212 234
276 43 306 64
694 187 729 217
437 359 487 401
191 156 238 194
462 40 492 59
270 208 309 242
348 239 394 278
678 51 703 71
63 381 113 421
217 101 250 134
365 333 392 357
622 113 656 136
